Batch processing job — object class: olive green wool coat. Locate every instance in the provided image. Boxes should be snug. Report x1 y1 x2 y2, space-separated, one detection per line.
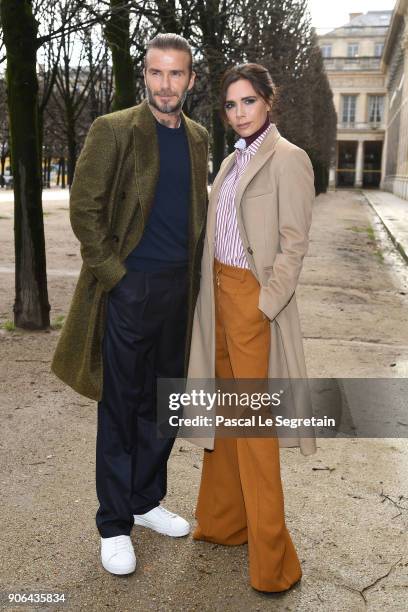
51 100 209 401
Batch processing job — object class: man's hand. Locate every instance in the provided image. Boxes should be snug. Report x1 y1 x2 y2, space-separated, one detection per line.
69 115 126 293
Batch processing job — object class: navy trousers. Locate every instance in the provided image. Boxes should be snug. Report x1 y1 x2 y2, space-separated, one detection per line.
95 266 188 537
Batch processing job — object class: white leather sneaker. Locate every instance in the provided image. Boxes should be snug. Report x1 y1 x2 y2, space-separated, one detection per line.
133 505 190 537
100 535 136 575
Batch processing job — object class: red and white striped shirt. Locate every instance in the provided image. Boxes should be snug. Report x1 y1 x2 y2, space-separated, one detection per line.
215 123 273 268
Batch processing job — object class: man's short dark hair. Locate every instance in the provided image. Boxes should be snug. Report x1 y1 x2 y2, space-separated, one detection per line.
145 33 193 73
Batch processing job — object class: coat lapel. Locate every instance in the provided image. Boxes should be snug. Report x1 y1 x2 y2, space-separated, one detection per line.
132 100 159 225
131 100 208 247
206 124 281 261
182 113 208 250
234 124 281 213
206 152 236 259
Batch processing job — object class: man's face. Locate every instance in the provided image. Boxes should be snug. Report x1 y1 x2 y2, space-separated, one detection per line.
144 48 196 115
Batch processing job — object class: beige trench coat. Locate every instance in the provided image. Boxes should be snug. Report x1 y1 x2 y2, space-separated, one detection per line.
186 124 317 456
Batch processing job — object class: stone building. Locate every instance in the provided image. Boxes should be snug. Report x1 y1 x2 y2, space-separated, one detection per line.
318 11 392 188
381 0 408 200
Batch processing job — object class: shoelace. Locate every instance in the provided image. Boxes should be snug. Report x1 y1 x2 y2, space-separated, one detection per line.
157 506 177 519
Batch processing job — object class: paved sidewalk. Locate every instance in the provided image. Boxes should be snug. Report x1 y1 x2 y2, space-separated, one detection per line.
363 189 408 263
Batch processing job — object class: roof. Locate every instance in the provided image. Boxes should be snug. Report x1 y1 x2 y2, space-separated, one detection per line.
343 11 393 27
321 10 393 37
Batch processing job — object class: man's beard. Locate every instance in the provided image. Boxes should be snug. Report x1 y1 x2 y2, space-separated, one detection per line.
145 84 188 114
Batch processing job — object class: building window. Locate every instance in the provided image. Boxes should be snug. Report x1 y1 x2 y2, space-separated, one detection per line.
321 44 332 58
368 95 384 123
342 95 357 124
347 43 359 57
374 42 384 57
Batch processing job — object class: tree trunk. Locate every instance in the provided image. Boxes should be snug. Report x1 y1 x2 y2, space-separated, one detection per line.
42 156 47 185
195 0 227 180
61 157 66 189
156 0 180 33
66 110 77 187
204 56 226 179
0 153 6 187
0 0 50 329
211 107 225 180
105 0 136 111
47 156 51 188
38 106 44 188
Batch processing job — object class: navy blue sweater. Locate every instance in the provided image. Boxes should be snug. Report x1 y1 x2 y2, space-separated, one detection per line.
125 119 191 271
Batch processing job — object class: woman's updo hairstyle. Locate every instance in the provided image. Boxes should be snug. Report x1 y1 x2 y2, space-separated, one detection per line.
219 63 276 126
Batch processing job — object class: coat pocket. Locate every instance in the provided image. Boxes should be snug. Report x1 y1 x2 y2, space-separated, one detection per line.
246 191 268 199
109 269 149 304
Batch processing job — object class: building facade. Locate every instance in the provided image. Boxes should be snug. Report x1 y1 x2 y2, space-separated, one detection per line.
318 11 392 189
381 0 408 200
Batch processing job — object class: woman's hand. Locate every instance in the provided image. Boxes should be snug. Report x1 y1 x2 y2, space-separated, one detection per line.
258 148 315 321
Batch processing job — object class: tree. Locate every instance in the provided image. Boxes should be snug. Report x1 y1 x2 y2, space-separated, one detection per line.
105 0 136 110
0 77 10 186
306 31 337 194
51 20 107 185
0 0 50 329
240 0 336 193
194 0 235 178
0 0 110 328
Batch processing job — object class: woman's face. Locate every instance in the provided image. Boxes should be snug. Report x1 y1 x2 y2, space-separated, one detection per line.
224 78 270 138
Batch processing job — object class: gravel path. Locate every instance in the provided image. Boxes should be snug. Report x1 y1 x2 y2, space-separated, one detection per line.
0 189 407 611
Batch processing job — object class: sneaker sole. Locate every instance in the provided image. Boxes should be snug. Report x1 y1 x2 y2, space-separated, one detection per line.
133 517 190 537
102 561 136 575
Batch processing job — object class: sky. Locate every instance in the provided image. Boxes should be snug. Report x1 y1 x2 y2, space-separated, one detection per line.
308 0 397 34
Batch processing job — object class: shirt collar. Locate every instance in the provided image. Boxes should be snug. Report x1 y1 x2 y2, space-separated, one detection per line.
244 115 271 147
234 121 273 156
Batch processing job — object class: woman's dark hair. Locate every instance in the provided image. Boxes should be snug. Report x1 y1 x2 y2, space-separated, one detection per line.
219 63 276 125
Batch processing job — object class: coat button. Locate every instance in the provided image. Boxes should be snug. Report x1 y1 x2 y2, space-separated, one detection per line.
247 246 253 255
112 234 119 243
121 191 126 199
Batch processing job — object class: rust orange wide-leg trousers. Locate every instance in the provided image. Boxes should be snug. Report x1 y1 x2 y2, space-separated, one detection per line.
192 260 302 592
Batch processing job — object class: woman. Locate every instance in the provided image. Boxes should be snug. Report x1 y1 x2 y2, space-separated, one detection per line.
187 63 317 592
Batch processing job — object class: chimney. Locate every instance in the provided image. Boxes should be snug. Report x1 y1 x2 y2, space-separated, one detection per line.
349 12 363 21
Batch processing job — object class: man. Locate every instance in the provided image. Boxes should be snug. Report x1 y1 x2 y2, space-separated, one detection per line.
51 33 209 575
